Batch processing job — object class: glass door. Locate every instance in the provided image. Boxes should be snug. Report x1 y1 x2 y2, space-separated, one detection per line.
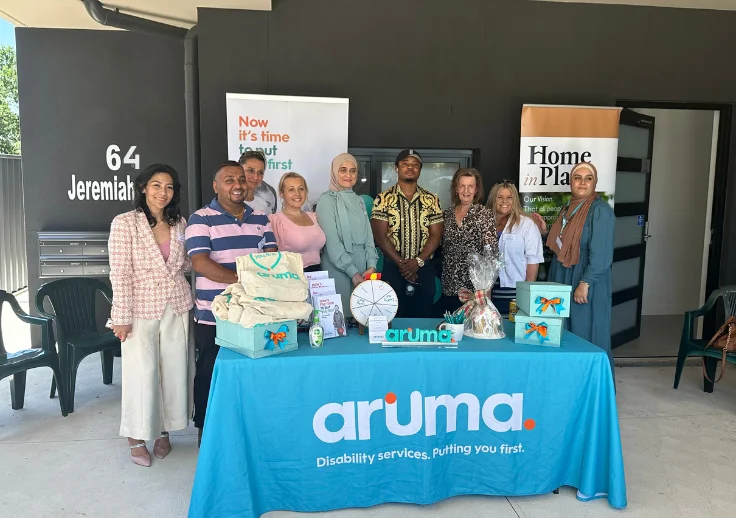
611 109 655 348
349 148 473 206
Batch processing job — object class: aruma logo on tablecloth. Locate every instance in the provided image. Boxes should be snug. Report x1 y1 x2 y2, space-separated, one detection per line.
312 391 536 443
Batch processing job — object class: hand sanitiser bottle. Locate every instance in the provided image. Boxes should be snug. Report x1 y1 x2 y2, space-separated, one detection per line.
309 310 324 348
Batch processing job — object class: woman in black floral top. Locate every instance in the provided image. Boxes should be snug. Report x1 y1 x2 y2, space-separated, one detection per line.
439 168 498 313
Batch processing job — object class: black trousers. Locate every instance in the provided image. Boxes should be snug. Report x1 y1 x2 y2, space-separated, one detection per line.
193 323 218 429
382 260 436 318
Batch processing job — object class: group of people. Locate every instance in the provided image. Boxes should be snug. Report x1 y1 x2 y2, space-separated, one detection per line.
107 149 614 467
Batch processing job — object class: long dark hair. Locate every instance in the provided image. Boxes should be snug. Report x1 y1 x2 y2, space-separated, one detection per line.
133 163 182 227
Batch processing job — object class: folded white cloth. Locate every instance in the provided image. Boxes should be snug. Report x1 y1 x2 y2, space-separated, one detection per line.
236 252 309 302
212 283 313 328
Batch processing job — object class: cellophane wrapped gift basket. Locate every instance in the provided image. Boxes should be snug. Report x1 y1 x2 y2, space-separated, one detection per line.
454 246 506 339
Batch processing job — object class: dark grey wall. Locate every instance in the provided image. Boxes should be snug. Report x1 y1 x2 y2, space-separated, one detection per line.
17 28 187 229
197 0 736 285
16 28 186 344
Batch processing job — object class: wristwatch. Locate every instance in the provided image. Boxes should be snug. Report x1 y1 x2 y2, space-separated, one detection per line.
416 257 425 268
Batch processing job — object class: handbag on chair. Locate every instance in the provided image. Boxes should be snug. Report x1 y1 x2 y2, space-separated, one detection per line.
703 316 736 382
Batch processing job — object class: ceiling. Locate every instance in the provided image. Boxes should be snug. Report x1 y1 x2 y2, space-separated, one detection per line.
0 1 271 29
1 0 736 30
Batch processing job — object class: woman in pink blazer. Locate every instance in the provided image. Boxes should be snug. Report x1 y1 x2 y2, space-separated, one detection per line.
108 164 194 467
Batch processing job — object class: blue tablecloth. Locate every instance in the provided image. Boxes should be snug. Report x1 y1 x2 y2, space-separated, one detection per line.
189 319 626 517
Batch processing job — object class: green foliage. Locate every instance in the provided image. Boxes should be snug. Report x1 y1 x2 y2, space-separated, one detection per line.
523 191 614 225
0 45 20 155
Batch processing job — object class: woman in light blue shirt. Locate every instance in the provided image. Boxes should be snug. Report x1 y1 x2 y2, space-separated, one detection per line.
486 180 544 314
316 153 378 318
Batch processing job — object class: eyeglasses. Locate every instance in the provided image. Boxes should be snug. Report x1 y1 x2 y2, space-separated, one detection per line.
239 150 266 163
495 179 516 186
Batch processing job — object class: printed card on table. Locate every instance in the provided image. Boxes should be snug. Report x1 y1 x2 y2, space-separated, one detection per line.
314 294 347 339
309 287 336 300
309 279 336 305
309 279 336 292
368 316 389 344
305 271 329 281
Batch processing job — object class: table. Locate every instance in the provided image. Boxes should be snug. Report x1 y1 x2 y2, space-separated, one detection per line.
188 319 626 517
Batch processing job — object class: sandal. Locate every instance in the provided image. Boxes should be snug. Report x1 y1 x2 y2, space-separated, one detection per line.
129 441 151 467
153 432 171 459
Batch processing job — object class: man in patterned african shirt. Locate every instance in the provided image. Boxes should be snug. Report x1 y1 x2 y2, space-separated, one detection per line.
371 149 444 318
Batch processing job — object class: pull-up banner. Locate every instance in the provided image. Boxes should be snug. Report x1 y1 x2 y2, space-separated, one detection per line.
226 93 350 212
519 105 622 223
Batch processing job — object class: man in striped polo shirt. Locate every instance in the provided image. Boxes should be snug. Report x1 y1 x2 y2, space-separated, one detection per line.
185 160 277 444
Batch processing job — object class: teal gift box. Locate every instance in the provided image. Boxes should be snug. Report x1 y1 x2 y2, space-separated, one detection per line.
514 309 563 347
215 317 298 359
516 281 572 318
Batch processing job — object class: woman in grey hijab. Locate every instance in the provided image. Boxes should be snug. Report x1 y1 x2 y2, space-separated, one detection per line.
316 153 378 318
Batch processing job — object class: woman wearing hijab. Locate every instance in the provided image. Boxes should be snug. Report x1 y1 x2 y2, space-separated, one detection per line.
544 162 615 372
316 153 378 317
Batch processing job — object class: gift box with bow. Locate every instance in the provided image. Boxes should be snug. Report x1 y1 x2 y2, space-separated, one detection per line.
513 311 564 347
513 282 571 347
214 318 298 359
515 282 572 318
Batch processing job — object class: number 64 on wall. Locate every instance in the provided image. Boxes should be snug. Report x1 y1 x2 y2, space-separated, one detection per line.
106 145 140 170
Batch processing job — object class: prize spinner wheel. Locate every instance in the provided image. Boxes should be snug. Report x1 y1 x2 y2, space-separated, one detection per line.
350 279 399 327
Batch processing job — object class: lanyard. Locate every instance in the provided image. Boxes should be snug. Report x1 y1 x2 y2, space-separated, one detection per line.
560 202 583 237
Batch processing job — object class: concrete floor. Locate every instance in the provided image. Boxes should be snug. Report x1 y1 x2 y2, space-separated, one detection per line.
2 356 736 518
614 315 684 358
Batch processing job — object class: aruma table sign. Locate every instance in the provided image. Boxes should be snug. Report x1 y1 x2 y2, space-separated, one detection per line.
381 327 457 348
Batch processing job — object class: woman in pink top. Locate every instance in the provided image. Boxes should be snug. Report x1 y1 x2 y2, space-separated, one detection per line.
108 164 193 467
269 172 326 272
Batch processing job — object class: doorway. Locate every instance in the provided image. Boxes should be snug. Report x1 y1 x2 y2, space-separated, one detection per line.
613 101 731 358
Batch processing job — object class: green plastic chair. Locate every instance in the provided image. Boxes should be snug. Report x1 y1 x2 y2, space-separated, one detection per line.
674 286 736 393
35 279 120 413
0 290 69 416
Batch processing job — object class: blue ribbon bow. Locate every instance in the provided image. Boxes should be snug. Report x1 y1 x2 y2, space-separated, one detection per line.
535 296 566 315
263 324 290 351
524 322 550 344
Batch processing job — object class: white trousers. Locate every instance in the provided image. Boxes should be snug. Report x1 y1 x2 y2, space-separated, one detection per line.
119 305 194 441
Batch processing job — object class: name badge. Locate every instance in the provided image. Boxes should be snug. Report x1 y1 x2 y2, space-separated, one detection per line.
503 233 516 241
556 236 563 249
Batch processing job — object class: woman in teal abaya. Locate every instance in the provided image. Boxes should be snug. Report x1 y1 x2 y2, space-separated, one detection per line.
536 162 615 375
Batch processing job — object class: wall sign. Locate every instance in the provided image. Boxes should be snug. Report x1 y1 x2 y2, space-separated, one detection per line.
67 145 140 202
519 105 622 222
226 93 349 210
